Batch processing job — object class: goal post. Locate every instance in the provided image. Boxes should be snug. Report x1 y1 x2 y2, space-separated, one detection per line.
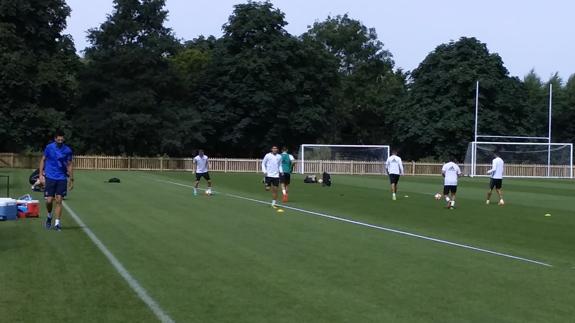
299 144 390 175
463 141 573 178
467 82 573 178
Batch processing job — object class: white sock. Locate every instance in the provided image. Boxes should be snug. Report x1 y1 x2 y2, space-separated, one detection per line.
451 200 456 207
445 196 451 202
392 193 396 197
282 189 287 195
272 200 276 206
55 219 60 226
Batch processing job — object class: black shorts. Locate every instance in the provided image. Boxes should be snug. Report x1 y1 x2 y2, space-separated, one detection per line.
280 173 291 185
196 172 211 181
443 185 457 195
45 178 68 198
389 174 400 185
490 178 502 190
265 177 280 187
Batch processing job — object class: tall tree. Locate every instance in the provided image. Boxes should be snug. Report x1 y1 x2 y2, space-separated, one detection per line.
0 0 78 152
523 70 548 136
162 36 218 155
196 1 339 156
303 14 406 145
75 0 192 155
398 37 529 160
553 74 575 143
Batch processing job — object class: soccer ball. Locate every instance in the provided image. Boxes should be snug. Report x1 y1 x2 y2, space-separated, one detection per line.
434 193 442 200
318 179 323 184
205 189 212 196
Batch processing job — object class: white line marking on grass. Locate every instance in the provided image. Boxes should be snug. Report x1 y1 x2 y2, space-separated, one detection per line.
156 179 553 268
63 202 175 323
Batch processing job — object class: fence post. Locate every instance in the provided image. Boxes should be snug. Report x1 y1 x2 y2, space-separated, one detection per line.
350 161 354 175
412 161 415 176
225 158 228 173
10 153 14 168
128 156 131 171
160 157 164 171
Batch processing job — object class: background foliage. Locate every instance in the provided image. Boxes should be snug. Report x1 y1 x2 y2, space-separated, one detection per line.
1 0 573 159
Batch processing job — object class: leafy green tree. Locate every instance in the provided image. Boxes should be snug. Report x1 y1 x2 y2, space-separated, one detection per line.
398 37 530 160
523 70 548 136
74 0 201 156
0 0 78 152
161 37 218 155
196 1 339 156
303 14 406 145
553 74 575 143
172 37 215 89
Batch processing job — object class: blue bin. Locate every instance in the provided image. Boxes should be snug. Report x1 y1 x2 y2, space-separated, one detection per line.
0 198 17 221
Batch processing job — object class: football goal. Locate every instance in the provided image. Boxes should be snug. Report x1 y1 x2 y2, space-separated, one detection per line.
463 142 573 178
464 81 573 178
299 144 390 175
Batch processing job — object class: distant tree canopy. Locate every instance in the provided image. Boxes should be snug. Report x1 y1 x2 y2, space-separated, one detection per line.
303 14 406 146
0 0 573 160
73 0 184 156
398 37 532 160
195 2 340 156
0 0 78 152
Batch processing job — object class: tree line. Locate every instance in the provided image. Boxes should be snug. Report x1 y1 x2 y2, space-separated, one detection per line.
1 0 574 160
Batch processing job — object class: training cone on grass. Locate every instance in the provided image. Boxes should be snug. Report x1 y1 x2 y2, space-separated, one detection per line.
277 209 284 213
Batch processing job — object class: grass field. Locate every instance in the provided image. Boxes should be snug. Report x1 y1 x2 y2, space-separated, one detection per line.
1 169 574 322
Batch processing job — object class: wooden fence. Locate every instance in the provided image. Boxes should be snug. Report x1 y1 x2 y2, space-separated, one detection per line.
0 153 573 177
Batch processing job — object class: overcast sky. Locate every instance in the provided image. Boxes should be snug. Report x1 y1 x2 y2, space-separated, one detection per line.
65 0 574 81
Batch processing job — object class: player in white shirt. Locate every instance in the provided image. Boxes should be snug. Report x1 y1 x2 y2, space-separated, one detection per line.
486 151 505 205
441 158 461 209
262 146 282 207
385 150 404 200
193 150 212 196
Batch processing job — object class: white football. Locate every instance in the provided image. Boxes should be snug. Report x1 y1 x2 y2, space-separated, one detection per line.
434 193 442 200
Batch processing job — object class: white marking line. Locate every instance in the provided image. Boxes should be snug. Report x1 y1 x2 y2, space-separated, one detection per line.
157 179 553 268
63 202 175 323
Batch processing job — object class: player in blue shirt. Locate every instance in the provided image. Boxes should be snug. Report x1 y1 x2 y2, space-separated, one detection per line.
39 130 73 231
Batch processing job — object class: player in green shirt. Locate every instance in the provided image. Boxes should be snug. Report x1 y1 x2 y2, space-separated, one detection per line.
279 147 296 203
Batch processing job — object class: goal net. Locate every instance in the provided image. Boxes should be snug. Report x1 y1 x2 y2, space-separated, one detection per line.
299 144 390 175
463 142 573 178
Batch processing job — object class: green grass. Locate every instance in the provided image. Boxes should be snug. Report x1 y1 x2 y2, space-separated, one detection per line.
1 169 574 322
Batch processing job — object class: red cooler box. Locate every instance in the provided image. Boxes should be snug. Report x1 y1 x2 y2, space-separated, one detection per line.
17 200 40 218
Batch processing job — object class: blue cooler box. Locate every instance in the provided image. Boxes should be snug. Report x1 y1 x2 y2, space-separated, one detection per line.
0 198 18 221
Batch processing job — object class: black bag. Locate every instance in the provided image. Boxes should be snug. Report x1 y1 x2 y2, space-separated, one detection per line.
322 172 332 187
108 177 121 183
